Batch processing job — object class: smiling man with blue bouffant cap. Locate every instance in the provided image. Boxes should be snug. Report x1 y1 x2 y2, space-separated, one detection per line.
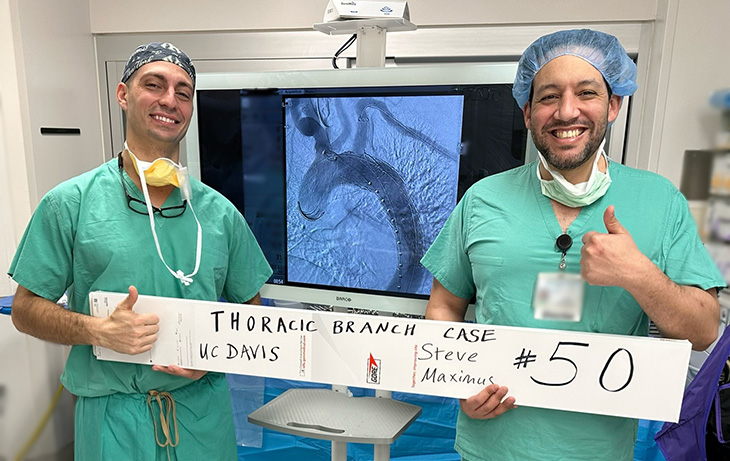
421 29 725 460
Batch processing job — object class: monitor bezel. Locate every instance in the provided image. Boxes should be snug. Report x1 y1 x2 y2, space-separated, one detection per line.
184 63 520 316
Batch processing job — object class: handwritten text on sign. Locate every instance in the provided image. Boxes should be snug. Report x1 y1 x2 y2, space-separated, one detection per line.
89 292 690 422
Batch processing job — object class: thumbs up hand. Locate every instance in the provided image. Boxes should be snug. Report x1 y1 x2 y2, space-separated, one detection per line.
602 205 628 235
98 285 160 355
580 206 648 288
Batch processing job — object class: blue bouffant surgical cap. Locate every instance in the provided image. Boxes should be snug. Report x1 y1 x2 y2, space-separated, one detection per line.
121 42 196 88
512 29 637 108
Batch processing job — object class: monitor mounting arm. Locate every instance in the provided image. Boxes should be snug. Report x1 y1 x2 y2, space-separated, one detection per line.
314 1 416 68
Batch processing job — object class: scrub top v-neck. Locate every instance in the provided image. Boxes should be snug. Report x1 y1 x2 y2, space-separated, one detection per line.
420 159 725 461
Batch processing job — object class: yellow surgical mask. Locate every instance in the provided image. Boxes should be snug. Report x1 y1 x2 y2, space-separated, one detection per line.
125 142 192 201
125 142 183 188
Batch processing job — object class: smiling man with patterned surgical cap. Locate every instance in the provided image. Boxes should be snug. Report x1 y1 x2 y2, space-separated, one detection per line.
421 29 725 461
8 42 272 460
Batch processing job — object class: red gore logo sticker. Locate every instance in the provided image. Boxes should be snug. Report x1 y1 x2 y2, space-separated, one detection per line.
367 353 381 384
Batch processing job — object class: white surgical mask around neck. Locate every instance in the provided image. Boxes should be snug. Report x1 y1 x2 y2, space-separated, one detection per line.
536 139 611 208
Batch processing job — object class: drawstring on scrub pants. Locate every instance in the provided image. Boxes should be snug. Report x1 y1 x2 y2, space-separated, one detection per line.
147 390 180 459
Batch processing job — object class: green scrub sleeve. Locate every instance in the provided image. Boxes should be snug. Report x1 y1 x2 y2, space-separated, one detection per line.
221 213 273 304
420 191 476 300
663 190 726 291
8 190 74 301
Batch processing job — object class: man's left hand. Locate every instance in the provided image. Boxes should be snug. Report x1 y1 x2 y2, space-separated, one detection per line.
580 205 650 288
152 364 208 381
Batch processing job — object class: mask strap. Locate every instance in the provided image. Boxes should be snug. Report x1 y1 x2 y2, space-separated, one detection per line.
129 145 202 286
188 202 203 280
537 139 608 190
124 141 152 172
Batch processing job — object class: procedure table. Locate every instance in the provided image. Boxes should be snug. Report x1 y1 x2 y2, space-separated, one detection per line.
248 388 422 461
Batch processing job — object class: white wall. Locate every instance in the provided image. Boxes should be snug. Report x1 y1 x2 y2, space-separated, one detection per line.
1 1 98 459
16 0 103 202
0 0 30 298
0 316 74 461
89 0 657 33
655 0 730 186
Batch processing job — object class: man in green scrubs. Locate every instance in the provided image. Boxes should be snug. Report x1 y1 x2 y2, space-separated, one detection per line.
421 29 726 460
9 43 272 459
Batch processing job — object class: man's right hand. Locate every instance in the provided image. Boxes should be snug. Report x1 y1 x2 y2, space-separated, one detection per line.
460 383 517 419
97 286 160 355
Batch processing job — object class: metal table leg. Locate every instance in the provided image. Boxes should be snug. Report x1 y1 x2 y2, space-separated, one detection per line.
331 441 347 461
374 443 390 461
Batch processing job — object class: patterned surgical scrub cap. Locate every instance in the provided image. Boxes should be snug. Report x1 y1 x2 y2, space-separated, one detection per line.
512 29 637 108
121 42 196 88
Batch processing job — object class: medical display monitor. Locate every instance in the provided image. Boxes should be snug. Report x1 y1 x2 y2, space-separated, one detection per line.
187 65 527 315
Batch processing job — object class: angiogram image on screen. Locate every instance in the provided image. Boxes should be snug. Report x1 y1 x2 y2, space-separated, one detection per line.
285 95 464 296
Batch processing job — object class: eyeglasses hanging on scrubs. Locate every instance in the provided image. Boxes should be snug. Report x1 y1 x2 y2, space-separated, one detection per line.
119 142 202 286
118 155 187 217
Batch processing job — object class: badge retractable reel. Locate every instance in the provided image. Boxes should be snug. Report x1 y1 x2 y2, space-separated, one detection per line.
556 233 572 270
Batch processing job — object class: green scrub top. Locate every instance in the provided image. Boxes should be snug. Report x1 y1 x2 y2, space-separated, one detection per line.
9 159 273 459
421 161 725 461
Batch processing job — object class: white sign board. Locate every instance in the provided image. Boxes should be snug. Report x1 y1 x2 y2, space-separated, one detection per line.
90 291 691 422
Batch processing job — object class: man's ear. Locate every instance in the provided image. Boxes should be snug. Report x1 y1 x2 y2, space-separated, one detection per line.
607 94 622 123
522 102 531 130
116 82 129 111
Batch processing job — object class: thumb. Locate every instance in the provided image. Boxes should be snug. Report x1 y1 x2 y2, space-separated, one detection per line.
117 285 138 311
603 205 626 235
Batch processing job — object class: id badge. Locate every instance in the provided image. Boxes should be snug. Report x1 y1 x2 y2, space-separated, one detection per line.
533 272 585 322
